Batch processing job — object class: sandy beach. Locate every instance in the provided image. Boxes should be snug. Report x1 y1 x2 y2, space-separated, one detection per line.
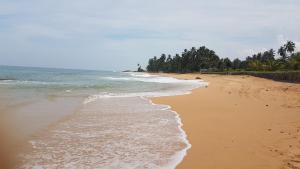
151 74 300 169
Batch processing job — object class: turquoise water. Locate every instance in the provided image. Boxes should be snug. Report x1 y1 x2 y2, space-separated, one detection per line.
0 65 205 169
0 65 176 96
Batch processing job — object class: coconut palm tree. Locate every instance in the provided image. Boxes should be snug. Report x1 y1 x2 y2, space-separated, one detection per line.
284 41 296 54
278 46 287 60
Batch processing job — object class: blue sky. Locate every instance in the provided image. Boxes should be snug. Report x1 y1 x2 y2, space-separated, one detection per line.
0 0 299 70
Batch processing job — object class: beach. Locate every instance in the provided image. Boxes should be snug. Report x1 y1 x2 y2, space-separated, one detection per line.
151 74 300 169
1 67 300 168
0 66 202 168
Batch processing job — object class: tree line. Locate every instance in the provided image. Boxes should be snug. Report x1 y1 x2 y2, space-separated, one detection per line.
145 41 300 73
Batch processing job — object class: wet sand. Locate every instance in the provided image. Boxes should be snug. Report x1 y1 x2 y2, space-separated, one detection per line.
0 96 83 169
0 100 21 169
151 74 300 169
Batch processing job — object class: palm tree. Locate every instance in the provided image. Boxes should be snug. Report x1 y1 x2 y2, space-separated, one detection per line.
278 46 287 60
284 41 296 54
137 63 144 72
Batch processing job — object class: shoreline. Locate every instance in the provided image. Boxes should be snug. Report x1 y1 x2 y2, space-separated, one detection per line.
151 73 300 169
145 98 191 169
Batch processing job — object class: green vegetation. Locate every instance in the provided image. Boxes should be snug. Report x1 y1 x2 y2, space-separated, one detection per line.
145 41 300 82
146 41 299 73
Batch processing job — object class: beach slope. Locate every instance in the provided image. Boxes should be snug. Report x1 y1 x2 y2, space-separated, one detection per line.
151 74 300 169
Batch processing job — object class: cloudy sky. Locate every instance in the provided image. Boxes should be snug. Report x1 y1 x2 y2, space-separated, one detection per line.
0 0 299 70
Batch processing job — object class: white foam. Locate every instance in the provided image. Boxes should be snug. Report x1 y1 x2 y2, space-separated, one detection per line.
82 89 192 104
81 74 208 168
87 73 207 104
83 80 207 105
104 73 202 84
20 97 194 169
143 97 192 169
21 73 208 169
125 72 157 77
65 89 72 93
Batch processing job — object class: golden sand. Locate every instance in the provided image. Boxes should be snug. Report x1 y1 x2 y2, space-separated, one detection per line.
151 74 300 169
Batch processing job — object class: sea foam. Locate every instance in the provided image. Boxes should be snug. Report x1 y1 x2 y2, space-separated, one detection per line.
19 73 207 169
104 74 200 84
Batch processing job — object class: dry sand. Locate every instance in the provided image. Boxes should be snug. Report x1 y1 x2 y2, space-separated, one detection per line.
151 74 300 169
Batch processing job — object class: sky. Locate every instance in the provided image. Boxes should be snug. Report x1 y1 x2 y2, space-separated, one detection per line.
0 0 299 71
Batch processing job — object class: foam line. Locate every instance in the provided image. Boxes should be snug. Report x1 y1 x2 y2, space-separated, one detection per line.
142 96 192 169
82 73 208 168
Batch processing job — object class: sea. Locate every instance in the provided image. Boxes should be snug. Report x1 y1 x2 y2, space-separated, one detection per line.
0 65 206 169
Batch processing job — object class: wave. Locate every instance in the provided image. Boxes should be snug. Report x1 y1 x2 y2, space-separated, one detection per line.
145 98 192 169
83 81 207 105
104 74 202 84
82 89 193 104
19 72 208 169
127 72 157 78
0 78 16 81
0 79 63 85
82 73 207 168
21 96 193 169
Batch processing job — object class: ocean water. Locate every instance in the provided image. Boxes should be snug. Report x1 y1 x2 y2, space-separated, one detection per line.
0 66 206 169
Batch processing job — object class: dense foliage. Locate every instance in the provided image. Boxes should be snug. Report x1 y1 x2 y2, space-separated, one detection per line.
146 41 300 73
